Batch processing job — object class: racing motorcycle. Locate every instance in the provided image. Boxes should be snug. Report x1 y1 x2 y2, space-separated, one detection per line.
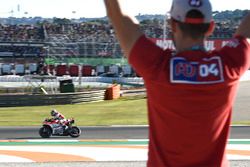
39 118 81 138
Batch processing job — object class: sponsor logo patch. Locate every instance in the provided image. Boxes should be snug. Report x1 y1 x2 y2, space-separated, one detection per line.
189 0 202 7
170 56 224 84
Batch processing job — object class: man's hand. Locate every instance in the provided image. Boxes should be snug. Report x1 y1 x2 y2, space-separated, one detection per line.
104 0 143 58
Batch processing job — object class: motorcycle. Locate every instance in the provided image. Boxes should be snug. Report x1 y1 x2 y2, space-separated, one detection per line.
39 118 81 138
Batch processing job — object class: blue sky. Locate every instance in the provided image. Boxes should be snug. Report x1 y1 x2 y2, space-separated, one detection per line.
0 0 249 18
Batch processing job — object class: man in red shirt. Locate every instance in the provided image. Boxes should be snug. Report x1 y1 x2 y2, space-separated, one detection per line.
104 0 250 166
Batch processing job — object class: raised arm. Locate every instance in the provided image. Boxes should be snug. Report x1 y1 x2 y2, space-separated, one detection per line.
104 0 143 58
235 12 250 43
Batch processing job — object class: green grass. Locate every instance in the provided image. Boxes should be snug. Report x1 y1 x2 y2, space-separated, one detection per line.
0 95 148 126
231 121 250 126
0 94 249 126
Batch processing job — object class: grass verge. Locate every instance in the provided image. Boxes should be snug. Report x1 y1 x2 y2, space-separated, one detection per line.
0 95 249 126
0 95 147 126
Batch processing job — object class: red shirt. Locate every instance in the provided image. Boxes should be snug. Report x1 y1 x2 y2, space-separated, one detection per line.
129 35 250 167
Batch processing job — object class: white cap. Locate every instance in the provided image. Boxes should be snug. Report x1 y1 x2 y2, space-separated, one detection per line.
170 0 212 24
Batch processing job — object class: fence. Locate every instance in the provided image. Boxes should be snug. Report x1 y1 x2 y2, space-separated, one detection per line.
0 90 105 107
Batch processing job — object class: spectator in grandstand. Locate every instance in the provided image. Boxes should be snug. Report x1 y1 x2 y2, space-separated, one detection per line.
104 0 250 166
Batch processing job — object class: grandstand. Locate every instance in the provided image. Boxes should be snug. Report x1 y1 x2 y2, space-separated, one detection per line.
0 10 248 77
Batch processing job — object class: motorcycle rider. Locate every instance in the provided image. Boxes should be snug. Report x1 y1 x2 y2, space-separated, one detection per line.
50 109 69 132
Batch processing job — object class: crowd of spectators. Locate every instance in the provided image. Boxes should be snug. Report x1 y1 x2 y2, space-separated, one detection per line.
43 22 121 57
44 22 115 43
0 24 44 42
212 21 238 39
0 20 238 44
0 45 45 57
0 12 245 58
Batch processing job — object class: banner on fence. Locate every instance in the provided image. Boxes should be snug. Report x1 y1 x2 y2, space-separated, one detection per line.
151 38 232 51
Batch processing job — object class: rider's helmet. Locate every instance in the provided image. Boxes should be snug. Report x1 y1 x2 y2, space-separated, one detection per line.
51 109 58 116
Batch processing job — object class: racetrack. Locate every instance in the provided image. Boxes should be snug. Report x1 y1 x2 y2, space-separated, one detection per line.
0 126 148 140
233 80 250 123
0 79 250 166
0 126 249 140
0 126 249 167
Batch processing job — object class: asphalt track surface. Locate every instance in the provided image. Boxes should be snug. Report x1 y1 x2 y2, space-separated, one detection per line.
232 81 250 123
0 126 249 140
1 126 147 140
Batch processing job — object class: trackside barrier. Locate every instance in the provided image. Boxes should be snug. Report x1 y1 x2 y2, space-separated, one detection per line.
0 90 105 107
105 84 121 100
0 76 144 84
0 70 250 83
